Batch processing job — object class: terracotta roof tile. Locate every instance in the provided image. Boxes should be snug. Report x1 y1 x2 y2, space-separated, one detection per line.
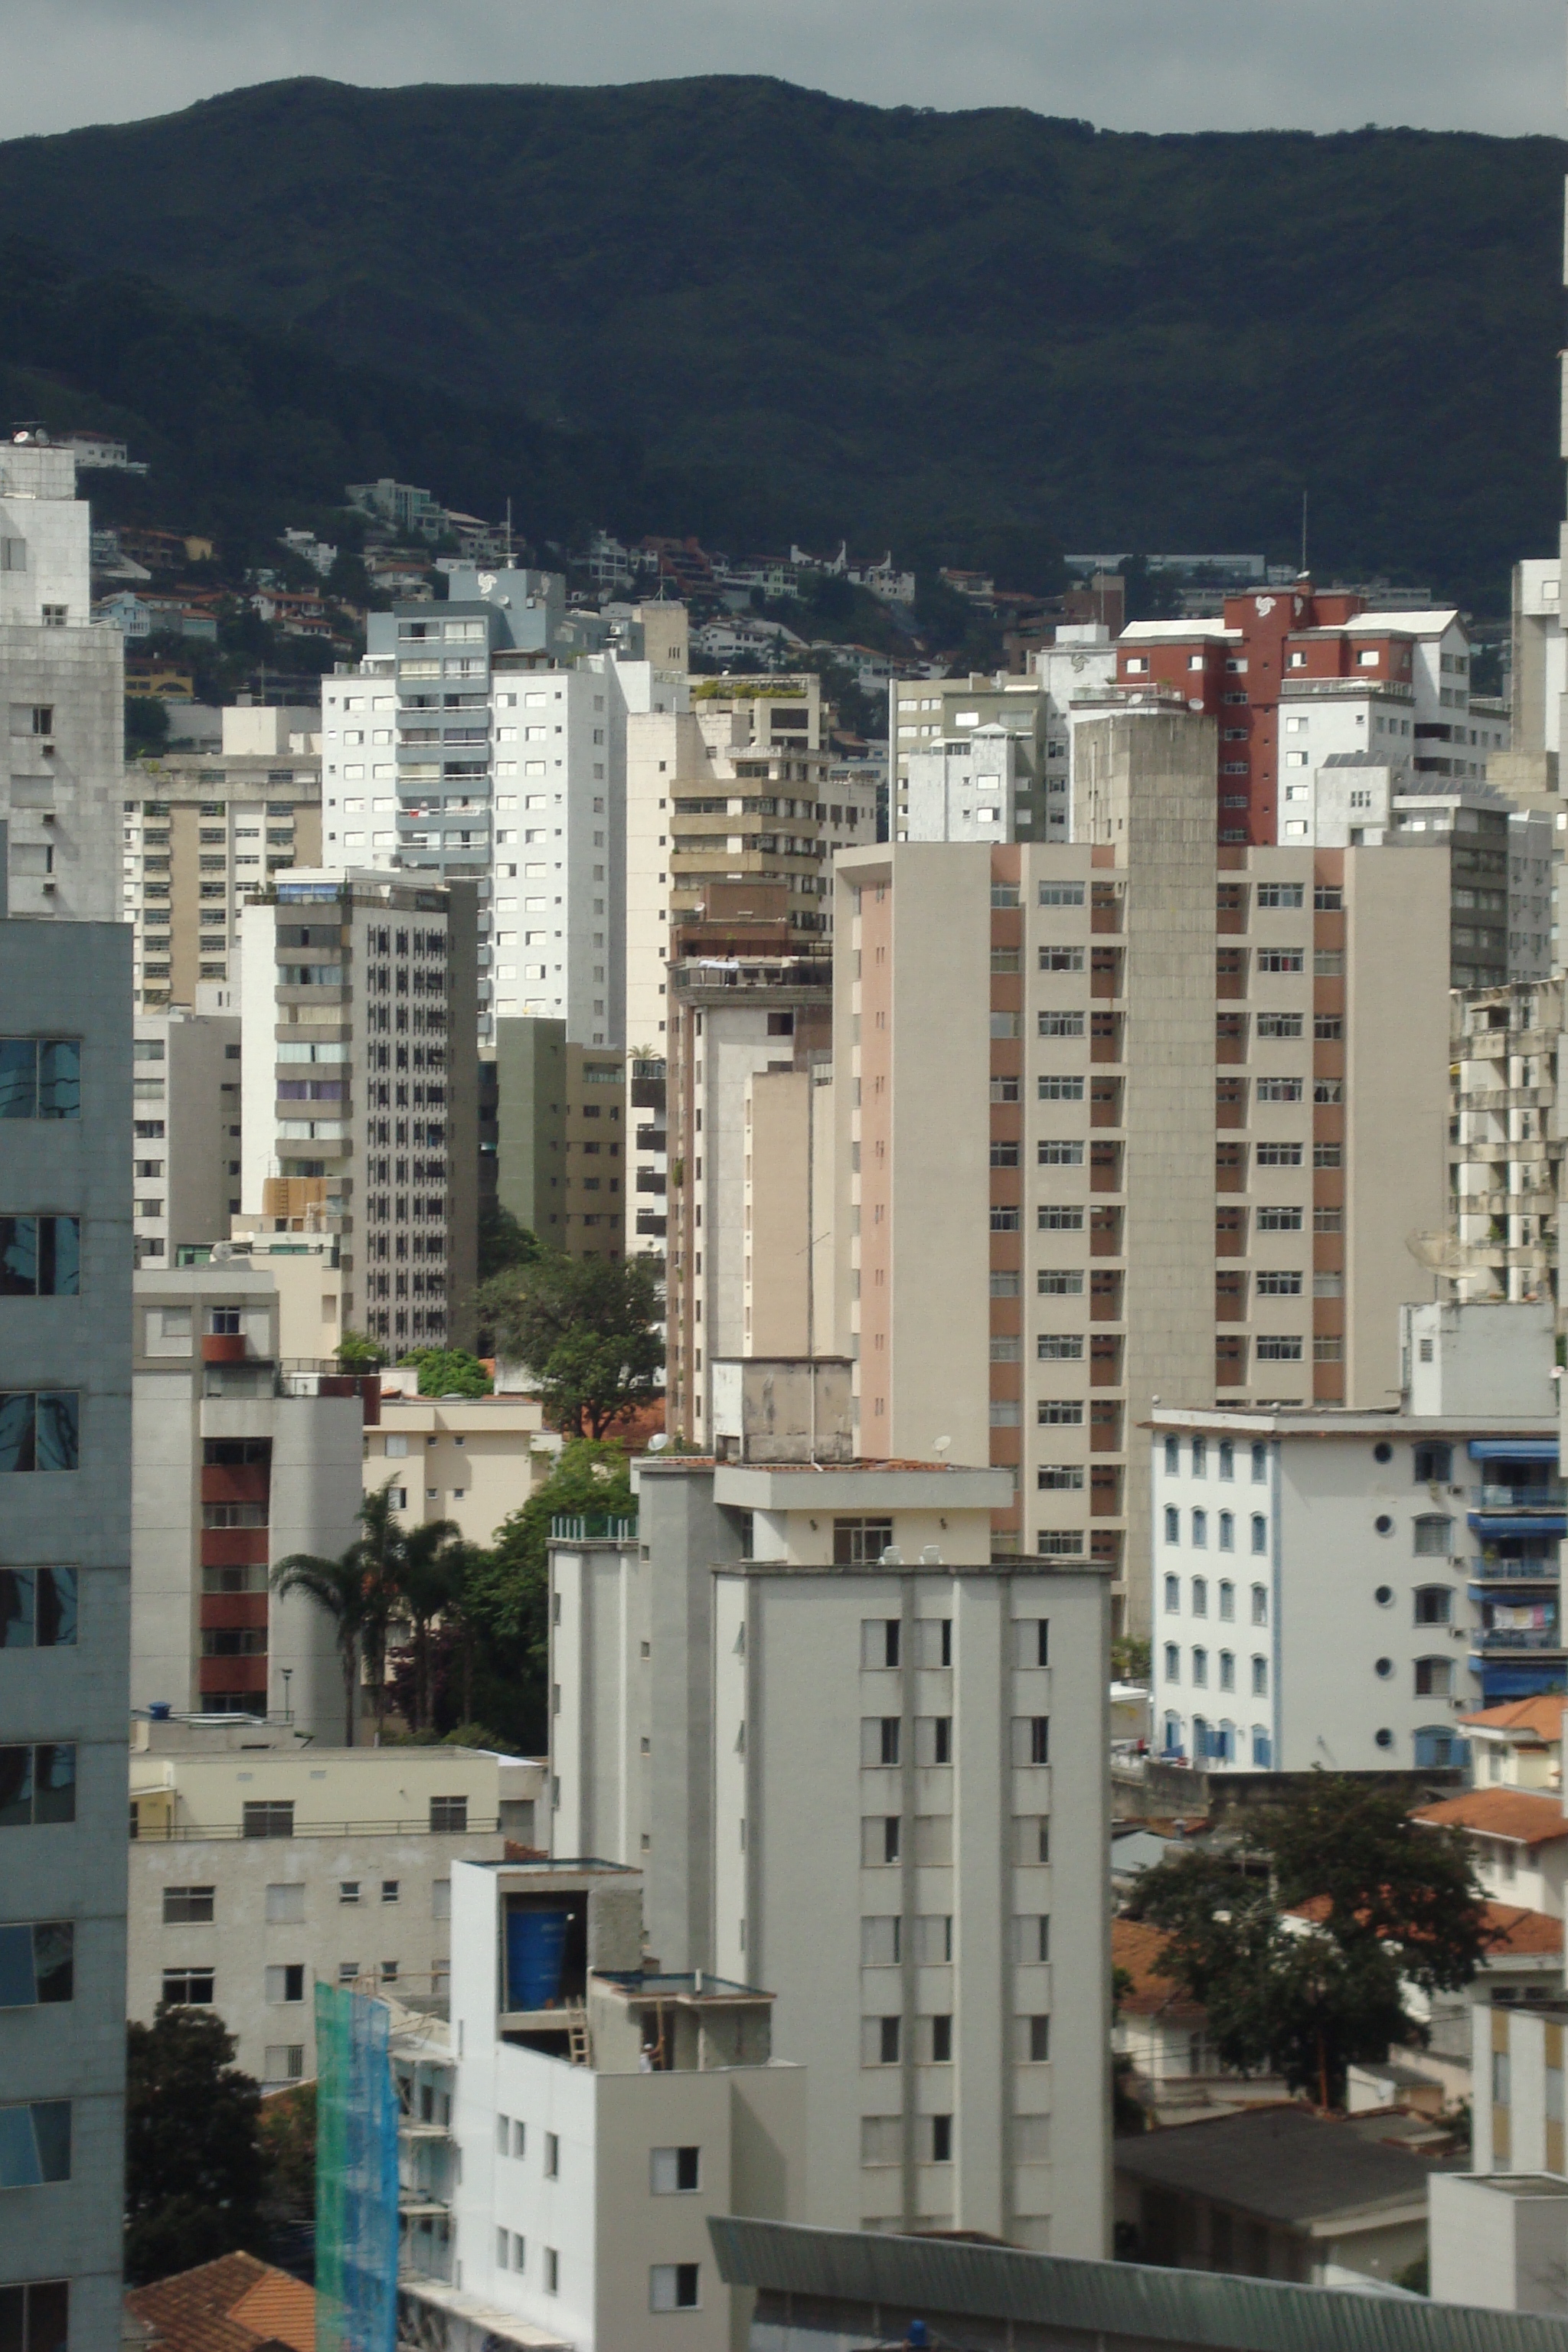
1287 1891 1562 1958
1111 1916 1205 2021
126 2255 315 2352
1459 1696 1566 1743
1411 1788 1568 1849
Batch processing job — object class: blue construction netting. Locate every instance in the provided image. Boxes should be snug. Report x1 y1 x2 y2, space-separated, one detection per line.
315 1982 398 2352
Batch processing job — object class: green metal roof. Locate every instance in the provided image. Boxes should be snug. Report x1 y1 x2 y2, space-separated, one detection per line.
708 2216 1568 2352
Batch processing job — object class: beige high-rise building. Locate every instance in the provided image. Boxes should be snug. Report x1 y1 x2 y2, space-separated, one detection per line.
834 705 1451 1635
623 677 874 1268
125 707 322 1010
1449 978 1566 1322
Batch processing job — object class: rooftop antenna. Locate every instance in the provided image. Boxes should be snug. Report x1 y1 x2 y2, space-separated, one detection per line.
505 498 513 564
1300 491 1308 579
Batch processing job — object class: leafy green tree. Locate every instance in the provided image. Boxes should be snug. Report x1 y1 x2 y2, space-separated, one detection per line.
392 1519 466 1733
125 696 170 760
1125 1779 1491 2107
476 1254 662 1437
333 1328 385 1370
398 1347 493 1398
125 2006 263 2285
479 1200 541 1282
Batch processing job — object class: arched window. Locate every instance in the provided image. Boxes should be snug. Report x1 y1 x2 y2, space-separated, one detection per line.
1413 1725 1462 1768
1163 1712 1184 1756
1414 1656 1453 1699
1165 1505 1180 1544
1250 1583 1268 1626
1218 1442 1234 1481
1413 1515 1454 1557
1191 1510 1208 1549
1191 1647 1209 1689
1251 1725 1272 1768
1218 1511 1234 1552
1164 1643 1181 1684
1413 1442 1452 1485
1250 1514 1268 1556
1413 1586 1452 1626
1218 1651 1236 1692
1191 1439 1207 1478
1164 1573 1181 1615
1218 1580 1235 1622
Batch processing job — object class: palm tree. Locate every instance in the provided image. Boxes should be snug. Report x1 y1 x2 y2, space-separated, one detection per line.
270 1549 375 1746
394 1519 464 1733
355 1481 410 1737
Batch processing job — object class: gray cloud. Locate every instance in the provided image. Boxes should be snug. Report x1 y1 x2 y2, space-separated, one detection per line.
0 0 1562 144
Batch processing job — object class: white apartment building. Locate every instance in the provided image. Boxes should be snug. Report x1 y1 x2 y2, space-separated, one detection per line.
127 1721 535 2088
130 1009 241 1269
0 910 133 2352
364 1389 557 1549
550 1455 1112 2256
903 724 1024 842
1150 1303 1562 1773
890 670 1054 844
1 429 122 920
123 705 323 1010
833 710 1451 1633
132 1266 362 1733
325 577 686 1047
1450 981 1566 1320
403 1858 805 2352
238 871 479 1356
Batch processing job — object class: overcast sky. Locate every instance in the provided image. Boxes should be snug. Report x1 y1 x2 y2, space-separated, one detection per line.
1 0 1563 145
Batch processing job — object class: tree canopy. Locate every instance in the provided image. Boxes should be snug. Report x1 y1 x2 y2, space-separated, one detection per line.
1125 1777 1491 2108
398 1347 493 1399
476 1253 662 1437
125 2006 263 2285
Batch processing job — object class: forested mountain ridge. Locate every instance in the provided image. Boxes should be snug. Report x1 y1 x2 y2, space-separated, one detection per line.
0 76 1561 602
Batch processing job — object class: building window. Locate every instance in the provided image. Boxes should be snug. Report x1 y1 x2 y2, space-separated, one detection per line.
1191 1576 1208 1618
265 1964 305 2005
0 1040 80 1121
1217 1512 1234 1552
0 1568 77 1650
1218 1652 1235 1693
1164 1644 1180 1684
1217 1442 1233 1481
1413 1517 1453 1556
1191 1439 1207 1477
1250 1444 1267 1483
1217 1580 1235 1622
0 1220 80 1298
1191 1648 1208 1688
1413 1586 1452 1626
430 1796 468 1831
0 1396 80 1474
1415 1657 1453 1699
0 1746 75 1828
1191 1511 1207 1550
650 2146 701 2194
1164 1575 1180 1614
1414 1443 1452 1484
0 2102 70 2187
162 1886 214 1926
0 1922 73 2007
162 1968 215 2006
1250 1516 1267 1557
650 2265 698 2312
861 1619 900 1668
1251 1656 1268 1697
544 2249 560 2295
1164 1436 1179 1473
835 1517 893 1565
243 1802 294 1840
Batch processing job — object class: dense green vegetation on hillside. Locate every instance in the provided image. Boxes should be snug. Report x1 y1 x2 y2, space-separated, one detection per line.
1 77 1563 606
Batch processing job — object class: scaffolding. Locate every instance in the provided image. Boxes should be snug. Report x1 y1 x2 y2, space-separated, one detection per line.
316 1981 399 2352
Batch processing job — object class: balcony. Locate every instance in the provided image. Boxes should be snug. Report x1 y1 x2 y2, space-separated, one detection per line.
1471 1553 1560 1584
1472 1627 1565 1654
1472 1484 1568 1511
201 1334 250 1364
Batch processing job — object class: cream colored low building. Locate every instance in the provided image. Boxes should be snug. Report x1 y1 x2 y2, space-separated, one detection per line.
128 1717 544 2087
365 1390 558 1545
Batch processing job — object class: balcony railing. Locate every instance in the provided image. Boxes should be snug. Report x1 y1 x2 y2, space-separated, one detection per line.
1472 1628 1565 1652
1471 1557 1561 1582
1473 1483 1568 1510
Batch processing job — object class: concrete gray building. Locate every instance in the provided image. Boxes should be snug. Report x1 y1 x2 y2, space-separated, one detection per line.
0 907 133 2352
1 430 122 922
494 1017 629 1256
131 1266 362 1734
237 870 479 1356
550 1454 1112 2256
130 1009 242 1269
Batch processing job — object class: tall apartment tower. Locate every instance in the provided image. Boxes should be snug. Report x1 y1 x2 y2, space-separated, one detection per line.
0 909 133 2352
131 1266 362 1733
493 1017 628 1258
834 707 1450 1635
551 1457 1111 2256
124 707 322 1011
1117 590 1504 844
0 429 122 920
130 1009 242 1270
325 576 685 1048
238 872 479 1357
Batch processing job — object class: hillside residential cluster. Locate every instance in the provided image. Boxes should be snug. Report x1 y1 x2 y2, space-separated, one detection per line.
16 110 1568 2352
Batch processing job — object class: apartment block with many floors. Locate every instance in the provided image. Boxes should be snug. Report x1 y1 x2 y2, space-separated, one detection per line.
832 704 1450 1635
328 578 684 1050
1450 981 1567 1321
124 707 322 1009
550 1452 1110 2255
127 1721 533 2088
238 871 478 1355
130 1009 242 1269
1117 585 1500 844
0 909 133 2352
131 1266 364 1733
2 432 122 926
492 1018 627 1258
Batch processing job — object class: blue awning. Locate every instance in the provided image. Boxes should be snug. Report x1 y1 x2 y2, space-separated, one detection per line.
1468 1514 1568 1540
1481 1664 1568 1699
1468 1439 1561 1462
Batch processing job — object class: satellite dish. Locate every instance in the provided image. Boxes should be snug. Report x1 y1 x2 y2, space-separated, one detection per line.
1406 1229 1474 1276
933 1435 952 1457
647 1433 670 1453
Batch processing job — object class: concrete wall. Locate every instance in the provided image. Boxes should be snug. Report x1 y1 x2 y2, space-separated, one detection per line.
0 916 132 2352
743 1071 811 1357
